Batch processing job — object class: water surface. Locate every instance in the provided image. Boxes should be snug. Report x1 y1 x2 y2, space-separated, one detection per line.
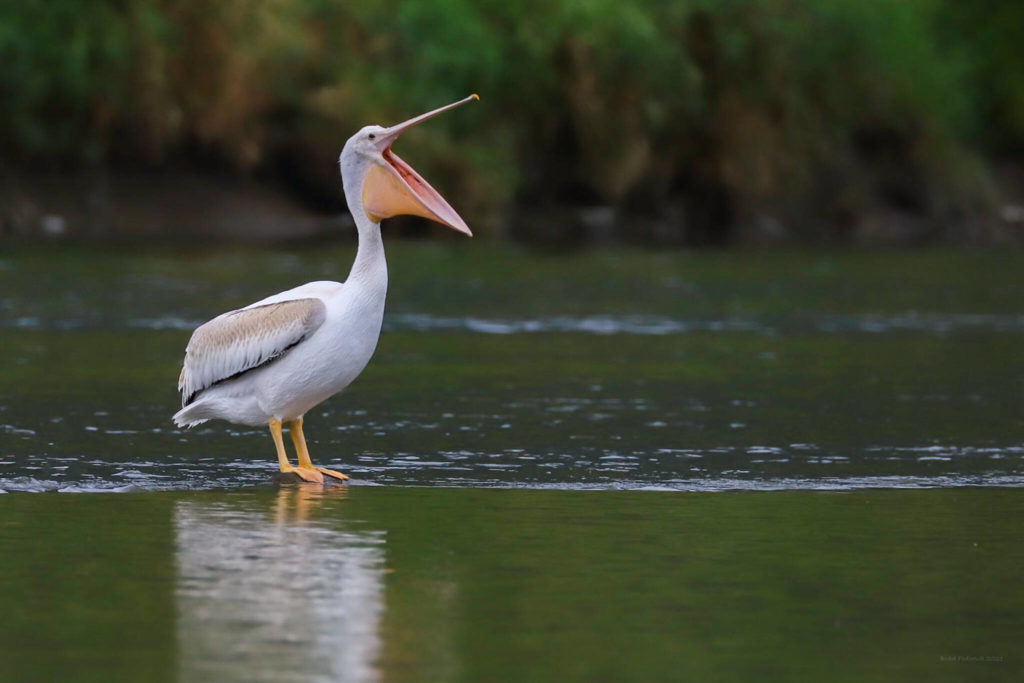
1 245 1022 491
1 486 1022 680
1 245 1022 680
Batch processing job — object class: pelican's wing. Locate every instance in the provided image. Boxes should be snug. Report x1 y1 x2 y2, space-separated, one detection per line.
178 298 326 407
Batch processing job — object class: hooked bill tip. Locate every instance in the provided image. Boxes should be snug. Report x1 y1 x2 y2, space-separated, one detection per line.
470 93 480 101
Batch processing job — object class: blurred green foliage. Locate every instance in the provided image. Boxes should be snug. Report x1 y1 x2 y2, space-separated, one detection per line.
1 0 1021 241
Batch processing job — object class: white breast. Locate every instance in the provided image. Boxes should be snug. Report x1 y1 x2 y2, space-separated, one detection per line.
253 280 386 420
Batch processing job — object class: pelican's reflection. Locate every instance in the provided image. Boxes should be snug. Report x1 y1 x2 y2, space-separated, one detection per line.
175 486 386 682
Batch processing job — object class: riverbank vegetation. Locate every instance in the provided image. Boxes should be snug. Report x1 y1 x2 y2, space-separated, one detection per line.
2 0 1022 244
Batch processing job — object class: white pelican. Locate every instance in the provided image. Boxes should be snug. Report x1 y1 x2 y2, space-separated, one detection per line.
173 95 478 483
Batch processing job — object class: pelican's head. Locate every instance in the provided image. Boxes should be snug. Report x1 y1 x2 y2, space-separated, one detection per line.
340 94 478 236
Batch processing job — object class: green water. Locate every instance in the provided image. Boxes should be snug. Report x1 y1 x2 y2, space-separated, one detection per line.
1 245 1023 679
2 245 1023 491
1 487 1022 681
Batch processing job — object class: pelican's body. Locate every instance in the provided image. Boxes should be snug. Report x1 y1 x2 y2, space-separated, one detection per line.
173 96 477 482
174 276 384 427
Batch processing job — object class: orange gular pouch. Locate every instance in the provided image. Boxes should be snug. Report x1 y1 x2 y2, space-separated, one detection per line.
362 150 472 235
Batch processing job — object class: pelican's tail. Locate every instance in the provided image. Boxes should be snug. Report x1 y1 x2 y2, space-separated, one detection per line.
173 402 210 428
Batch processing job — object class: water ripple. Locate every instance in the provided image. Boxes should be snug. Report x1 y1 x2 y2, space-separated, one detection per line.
2 441 1022 493
5 311 1024 335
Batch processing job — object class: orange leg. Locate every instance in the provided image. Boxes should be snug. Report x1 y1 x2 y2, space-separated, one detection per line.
269 418 323 483
289 417 349 482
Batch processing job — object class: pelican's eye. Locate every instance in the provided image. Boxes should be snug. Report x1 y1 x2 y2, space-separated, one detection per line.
368 133 376 140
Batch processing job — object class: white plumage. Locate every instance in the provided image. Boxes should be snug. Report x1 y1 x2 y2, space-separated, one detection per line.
171 95 477 482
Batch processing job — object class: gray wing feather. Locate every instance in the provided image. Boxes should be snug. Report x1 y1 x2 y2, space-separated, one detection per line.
178 298 326 407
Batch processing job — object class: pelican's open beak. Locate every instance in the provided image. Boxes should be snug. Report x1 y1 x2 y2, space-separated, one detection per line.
362 94 478 235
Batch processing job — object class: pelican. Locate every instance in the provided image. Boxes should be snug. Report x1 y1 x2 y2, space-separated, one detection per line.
173 95 478 483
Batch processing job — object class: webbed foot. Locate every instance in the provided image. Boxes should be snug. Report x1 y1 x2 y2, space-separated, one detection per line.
316 466 349 481
280 465 325 483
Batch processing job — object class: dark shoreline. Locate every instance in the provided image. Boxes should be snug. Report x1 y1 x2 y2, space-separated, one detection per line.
3 166 1023 248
